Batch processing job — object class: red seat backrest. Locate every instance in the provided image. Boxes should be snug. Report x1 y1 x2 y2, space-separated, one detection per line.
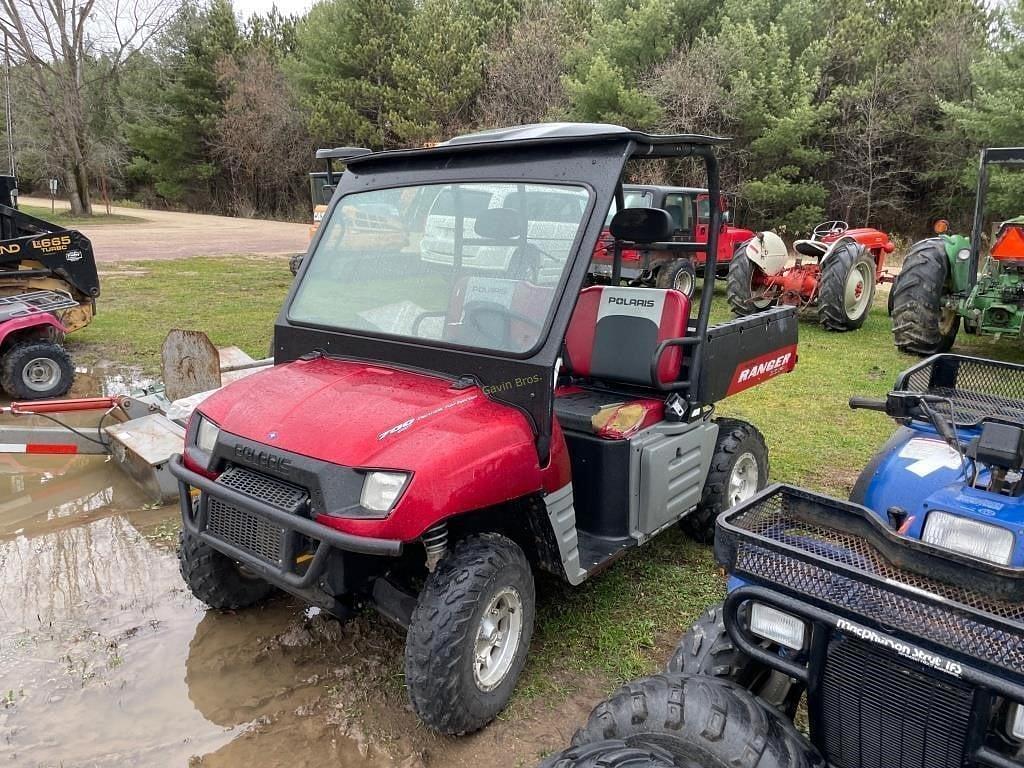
564 286 689 386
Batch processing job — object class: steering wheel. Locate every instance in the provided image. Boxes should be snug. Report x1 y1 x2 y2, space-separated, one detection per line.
463 303 544 349
812 220 849 240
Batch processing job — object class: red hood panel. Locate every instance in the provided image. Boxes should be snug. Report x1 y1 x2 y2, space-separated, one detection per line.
197 357 524 469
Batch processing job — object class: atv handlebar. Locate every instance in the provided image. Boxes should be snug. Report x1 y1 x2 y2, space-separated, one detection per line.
848 396 888 412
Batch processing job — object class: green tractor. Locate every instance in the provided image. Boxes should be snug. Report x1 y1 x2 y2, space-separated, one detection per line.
892 147 1024 354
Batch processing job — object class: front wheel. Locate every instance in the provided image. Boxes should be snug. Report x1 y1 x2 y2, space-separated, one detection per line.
572 674 824 768
891 238 959 355
178 527 275 610
726 246 776 316
1 341 74 400
539 741 683 768
656 258 697 298
405 533 535 735
817 240 876 331
680 418 768 543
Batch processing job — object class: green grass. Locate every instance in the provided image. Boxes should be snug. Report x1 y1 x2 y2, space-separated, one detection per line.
19 204 144 227
68 259 1024 701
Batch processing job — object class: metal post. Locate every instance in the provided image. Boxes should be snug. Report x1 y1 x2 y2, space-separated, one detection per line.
968 149 988 292
2 31 15 179
686 148 722 410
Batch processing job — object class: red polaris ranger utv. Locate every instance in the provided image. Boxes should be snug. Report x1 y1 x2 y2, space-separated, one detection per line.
170 124 798 736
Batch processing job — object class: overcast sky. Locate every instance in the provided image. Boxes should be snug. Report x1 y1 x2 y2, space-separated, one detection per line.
232 0 314 20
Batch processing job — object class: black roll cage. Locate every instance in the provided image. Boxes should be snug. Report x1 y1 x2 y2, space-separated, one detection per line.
278 126 728 463
968 146 1024 289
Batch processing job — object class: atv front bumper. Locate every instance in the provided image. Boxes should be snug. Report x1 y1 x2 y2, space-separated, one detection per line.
169 454 402 609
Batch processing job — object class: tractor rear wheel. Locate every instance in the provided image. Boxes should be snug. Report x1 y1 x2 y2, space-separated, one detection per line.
572 674 824 768
891 238 959 355
656 258 697 298
1 341 74 400
726 245 775 316
666 601 803 717
817 241 876 331
680 418 767 543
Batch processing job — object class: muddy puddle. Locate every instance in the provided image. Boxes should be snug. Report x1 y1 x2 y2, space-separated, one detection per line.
0 455 596 768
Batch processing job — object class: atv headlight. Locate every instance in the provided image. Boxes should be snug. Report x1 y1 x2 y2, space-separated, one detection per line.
749 603 806 651
922 511 1014 565
1010 702 1024 741
195 415 221 454
957 248 971 261
360 471 409 513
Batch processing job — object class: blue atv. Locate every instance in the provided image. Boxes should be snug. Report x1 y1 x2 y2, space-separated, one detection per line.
565 482 1024 768
847 353 1024 567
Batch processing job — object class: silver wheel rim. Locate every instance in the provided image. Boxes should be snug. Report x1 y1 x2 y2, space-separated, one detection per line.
844 262 874 318
674 269 694 296
22 357 61 392
473 587 524 692
728 453 760 507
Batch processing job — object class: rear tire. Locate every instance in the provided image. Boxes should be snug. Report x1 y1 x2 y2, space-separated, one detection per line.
892 238 959 355
405 533 535 735
680 419 767 543
726 245 775 316
817 240 875 331
539 740 685 768
178 527 275 610
572 674 824 768
1 341 74 400
656 258 697 298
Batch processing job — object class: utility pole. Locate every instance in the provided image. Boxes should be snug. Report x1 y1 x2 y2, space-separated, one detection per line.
3 31 16 179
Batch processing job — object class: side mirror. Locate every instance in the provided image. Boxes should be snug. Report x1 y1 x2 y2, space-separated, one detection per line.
609 207 673 243
475 207 521 240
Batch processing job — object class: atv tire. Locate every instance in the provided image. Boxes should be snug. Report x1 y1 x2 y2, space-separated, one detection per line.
405 533 535 735
666 601 803 717
817 240 876 331
891 238 959 355
656 258 697 298
1 341 74 400
726 245 775 316
178 526 275 610
539 740 688 768
572 674 824 768
680 418 767 543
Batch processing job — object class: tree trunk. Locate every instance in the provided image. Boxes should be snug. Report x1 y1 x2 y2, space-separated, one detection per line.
72 160 92 216
65 168 84 215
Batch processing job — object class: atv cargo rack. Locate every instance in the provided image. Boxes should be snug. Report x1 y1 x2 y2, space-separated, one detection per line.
717 483 1024 768
0 289 80 319
895 353 1024 426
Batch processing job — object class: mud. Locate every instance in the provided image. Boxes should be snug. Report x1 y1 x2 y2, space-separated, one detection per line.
0 453 602 768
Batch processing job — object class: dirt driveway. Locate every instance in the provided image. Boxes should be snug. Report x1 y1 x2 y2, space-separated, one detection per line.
21 197 309 261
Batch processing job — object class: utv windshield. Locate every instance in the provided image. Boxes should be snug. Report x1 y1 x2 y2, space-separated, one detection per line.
288 181 591 355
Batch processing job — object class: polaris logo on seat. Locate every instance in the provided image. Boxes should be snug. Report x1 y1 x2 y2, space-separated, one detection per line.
608 296 655 308
736 352 793 383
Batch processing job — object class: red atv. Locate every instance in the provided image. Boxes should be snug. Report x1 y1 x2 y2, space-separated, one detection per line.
169 124 798 736
590 185 754 297
727 220 895 330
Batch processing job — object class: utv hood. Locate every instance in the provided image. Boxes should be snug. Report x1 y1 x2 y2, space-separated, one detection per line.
195 356 537 470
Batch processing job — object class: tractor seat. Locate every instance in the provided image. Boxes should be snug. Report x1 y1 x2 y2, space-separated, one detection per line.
793 239 828 259
555 284 689 436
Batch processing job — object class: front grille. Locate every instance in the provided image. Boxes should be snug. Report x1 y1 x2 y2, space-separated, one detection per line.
207 497 285 564
216 466 307 513
820 636 973 768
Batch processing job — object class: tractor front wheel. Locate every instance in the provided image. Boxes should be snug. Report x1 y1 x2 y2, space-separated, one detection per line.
680 419 767 543
405 533 535 735
656 258 697 298
891 238 960 355
572 674 824 768
726 246 775 316
817 241 876 331
1 341 74 400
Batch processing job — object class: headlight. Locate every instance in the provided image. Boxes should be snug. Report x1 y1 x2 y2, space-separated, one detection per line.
360 471 409 513
749 603 806 651
195 416 221 454
1010 702 1024 741
922 510 1014 565
957 248 971 261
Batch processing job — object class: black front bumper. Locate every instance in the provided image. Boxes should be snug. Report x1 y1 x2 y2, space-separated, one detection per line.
170 454 402 607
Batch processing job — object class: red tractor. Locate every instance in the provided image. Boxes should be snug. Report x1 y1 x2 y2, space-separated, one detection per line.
170 124 799 737
589 185 754 297
727 220 895 330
